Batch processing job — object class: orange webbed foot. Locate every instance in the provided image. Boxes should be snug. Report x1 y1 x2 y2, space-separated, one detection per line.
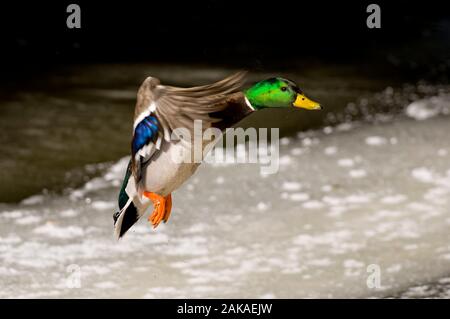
143 192 173 229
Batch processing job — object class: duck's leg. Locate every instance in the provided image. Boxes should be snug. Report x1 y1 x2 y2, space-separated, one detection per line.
163 194 172 223
143 191 166 228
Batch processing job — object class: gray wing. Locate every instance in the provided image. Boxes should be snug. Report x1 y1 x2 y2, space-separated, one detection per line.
131 71 247 184
155 71 247 139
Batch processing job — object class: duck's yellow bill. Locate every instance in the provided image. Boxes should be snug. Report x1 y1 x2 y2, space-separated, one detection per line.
293 93 321 110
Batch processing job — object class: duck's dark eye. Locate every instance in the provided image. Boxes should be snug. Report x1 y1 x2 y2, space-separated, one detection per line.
281 87 287 92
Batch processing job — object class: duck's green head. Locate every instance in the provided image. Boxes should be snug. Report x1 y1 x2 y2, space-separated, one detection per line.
245 77 321 111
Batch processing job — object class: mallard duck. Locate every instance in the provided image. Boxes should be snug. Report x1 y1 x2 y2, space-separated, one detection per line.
114 72 321 238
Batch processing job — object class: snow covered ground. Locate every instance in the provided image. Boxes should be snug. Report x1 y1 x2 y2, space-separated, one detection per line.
1 97 450 298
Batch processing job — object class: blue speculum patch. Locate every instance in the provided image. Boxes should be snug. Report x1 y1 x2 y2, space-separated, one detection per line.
132 115 159 156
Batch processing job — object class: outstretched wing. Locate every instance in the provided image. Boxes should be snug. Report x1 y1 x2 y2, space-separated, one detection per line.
156 71 247 137
130 71 247 184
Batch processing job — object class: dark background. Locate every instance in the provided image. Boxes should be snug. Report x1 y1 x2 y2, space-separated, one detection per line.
0 0 449 80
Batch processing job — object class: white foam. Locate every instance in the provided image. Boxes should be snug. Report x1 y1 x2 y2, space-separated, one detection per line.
349 169 367 178
280 137 290 145
324 146 337 155
337 158 354 167
290 147 304 156
381 195 407 204
21 195 45 206
365 136 387 146
94 281 119 289
33 223 84 239
215 176 225 184
411 167 434 183
1 210 24 219
302 200 325 209
282 181 302 191
91 201 115 210
257 202 269 211
60 209 78 217
288 193 310 202
15 215 42 225
405 95 450 120
343 259 364 268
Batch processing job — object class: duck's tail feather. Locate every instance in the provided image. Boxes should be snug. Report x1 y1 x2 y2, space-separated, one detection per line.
114 198 140 238
114 160 150 239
